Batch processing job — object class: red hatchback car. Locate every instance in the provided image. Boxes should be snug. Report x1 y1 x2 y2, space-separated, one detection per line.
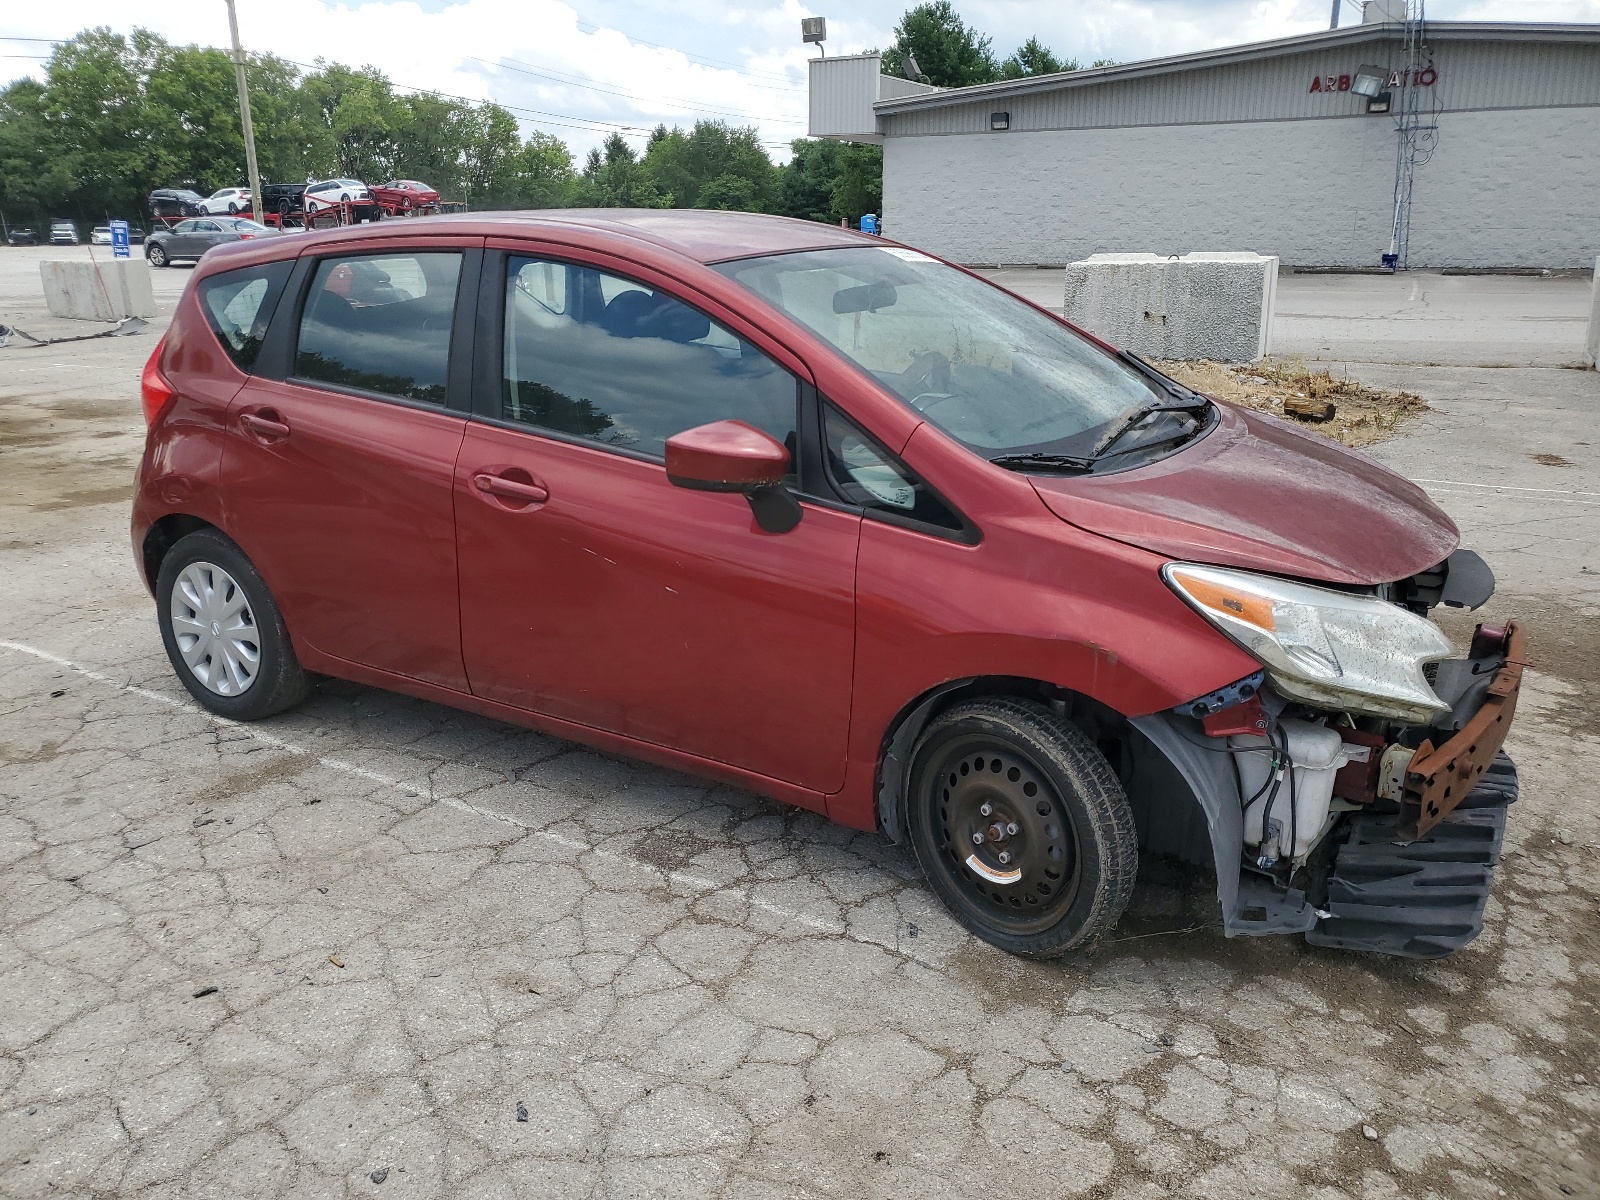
133 211 1523 960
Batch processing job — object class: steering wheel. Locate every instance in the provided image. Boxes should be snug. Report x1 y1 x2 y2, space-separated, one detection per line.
909 392 958 414
898 350 950 396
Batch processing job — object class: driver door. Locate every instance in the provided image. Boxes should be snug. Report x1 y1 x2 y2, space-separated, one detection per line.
454 249 862 794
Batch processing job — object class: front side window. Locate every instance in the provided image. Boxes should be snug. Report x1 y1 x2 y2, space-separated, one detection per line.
198 260 293 372
172 220 197 234
502 255 797 460
716 246 1196 465
196 220 221 233
295 252 462 404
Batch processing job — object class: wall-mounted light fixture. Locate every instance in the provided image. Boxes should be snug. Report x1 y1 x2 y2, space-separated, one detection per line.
1366 91 1391 113
801 17 826 55
1350 64 1386 97
990 111 1010 130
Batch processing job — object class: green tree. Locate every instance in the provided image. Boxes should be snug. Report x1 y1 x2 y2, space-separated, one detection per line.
641 120 777 212
831 142 883 225
778 138 844 223
578 133 669 208
1000 36 1075 79
881 2 998 87
297 63 400 180
510 132 576 208
0 79 70 228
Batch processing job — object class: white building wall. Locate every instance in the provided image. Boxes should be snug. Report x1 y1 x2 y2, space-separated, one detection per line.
883 107 1600 268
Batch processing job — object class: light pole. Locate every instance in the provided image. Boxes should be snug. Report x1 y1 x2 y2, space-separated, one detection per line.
225 0 264 223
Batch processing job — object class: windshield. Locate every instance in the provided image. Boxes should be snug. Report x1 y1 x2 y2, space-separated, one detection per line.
715 246 1200 463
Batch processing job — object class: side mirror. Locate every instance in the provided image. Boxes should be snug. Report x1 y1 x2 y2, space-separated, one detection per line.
665 420 802 534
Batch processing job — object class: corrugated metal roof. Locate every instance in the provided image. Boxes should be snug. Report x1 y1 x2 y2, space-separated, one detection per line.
873 21 1600 118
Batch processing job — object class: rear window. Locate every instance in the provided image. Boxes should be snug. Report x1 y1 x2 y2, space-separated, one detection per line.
197 260 293 372
295 252 462 404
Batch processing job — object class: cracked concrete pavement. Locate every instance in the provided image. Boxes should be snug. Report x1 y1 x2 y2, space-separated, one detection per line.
2 247 1599 1198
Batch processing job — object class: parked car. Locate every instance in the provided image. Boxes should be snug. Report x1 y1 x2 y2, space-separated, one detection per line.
49 220 79 245
260 182 307 218
371 179 440 215
7 228 37 246
148 188 205 218
199 187 252 215
302 178 381 221
91 225 113 245
132 212 1523 962
144 216 276 267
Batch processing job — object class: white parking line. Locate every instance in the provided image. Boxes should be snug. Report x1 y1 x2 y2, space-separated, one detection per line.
1412 477 1600 500
0 639 848 937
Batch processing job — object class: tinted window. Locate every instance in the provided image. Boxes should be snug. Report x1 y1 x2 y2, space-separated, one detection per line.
197 260 293 372
296 252 461 404
196 220 221 233
502 256 796 459
173 220 198 234
823 405 963 532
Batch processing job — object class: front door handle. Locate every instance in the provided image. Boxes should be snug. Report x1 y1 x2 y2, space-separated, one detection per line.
473 472 549 504
240 410 290 440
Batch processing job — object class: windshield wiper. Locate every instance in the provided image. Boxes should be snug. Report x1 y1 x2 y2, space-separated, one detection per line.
1090 398 1210 458
988 452 1096 474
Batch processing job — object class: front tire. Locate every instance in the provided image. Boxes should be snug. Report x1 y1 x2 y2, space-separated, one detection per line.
147 243 168 267
906 697 1138 958
156 529 310 720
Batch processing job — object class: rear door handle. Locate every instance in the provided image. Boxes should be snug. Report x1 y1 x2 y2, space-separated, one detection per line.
473 472 549 504
240 411 290 440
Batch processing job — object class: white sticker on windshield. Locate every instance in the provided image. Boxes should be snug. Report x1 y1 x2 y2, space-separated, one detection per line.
879 247 937 263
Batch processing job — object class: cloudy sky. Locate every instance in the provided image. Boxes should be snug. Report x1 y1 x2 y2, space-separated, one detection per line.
3 0 1597 160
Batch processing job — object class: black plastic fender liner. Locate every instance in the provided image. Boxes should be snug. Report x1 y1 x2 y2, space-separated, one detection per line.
1306 752 1518 959
1129 713 1318 938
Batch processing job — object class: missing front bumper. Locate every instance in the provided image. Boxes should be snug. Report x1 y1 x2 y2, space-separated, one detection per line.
1401 621 1526 840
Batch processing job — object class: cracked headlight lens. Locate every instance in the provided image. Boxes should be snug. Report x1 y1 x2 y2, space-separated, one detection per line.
1163 562 1452 724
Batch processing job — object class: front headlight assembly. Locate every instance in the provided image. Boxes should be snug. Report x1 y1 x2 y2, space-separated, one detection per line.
1163 563 1453 724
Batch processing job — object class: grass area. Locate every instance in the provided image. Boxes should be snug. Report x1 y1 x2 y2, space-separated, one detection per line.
1154 355 1429 448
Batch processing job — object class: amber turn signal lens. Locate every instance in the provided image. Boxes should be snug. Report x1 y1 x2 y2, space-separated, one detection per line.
1173 572 1275 632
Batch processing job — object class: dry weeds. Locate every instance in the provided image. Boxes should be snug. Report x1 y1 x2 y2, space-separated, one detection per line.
1154 355 1429 447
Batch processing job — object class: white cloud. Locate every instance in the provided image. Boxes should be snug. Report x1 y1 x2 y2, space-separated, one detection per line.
2 0 1596 166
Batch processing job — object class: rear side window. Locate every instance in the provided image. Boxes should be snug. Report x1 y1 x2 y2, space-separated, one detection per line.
295 252 462 404
502 255 797 460
197 260 293 372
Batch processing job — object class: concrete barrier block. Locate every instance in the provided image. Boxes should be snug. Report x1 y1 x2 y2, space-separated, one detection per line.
40 258 158 321
1063 252 1279 362
1586 256 1598 369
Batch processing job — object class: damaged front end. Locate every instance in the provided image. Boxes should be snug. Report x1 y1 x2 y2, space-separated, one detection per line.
1133 550 1525 959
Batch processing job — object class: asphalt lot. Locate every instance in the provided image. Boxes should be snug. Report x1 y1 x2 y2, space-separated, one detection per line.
2 244 1598 1199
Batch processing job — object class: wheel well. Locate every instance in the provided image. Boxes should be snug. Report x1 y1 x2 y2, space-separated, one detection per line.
141 514 217 593
876 676 1216 870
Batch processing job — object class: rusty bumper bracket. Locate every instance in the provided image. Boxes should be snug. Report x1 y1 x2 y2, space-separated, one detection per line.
1401 621 1526 841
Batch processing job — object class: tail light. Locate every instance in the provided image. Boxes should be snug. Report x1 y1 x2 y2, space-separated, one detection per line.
141 336 175 425
239 233 255 240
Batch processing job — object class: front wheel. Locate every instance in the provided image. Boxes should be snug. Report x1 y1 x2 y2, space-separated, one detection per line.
906 697 1138 958
147 243 168 267
156 529 311 720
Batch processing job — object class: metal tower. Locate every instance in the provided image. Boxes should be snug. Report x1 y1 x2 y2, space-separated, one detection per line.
1384 0 1440 270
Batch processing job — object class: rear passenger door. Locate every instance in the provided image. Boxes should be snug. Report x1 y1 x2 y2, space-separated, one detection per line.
220 240 482 689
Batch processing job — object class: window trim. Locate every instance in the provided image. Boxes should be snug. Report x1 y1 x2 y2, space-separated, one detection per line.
483 248 801 465
266 245 481 412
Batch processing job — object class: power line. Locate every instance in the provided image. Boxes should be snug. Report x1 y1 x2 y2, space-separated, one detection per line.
476 55 805 125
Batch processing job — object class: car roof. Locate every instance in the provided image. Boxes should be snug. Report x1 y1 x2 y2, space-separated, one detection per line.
198 209 886 275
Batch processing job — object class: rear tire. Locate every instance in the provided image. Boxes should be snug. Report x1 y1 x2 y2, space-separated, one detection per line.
906 697 1138 958
156 529 310 721
227 202 239 214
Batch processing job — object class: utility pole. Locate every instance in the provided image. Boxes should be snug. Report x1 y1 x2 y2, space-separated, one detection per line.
1329 0 1342 28
225 0 264 224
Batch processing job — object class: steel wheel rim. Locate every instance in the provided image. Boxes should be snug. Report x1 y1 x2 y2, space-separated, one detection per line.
930 736 1082 932
170 561 261 696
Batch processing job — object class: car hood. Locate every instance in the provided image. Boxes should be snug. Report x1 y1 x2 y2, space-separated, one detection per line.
1029 402 1458 587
